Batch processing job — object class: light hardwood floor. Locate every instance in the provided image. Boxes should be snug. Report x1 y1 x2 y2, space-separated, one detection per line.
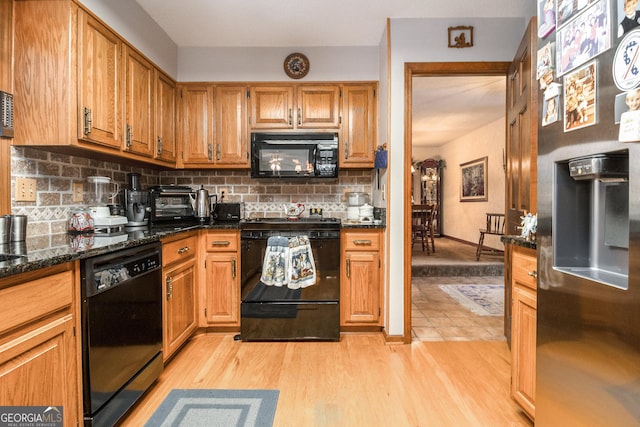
121 333 532 426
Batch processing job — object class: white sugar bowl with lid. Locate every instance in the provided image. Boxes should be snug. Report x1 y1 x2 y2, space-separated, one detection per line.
359 203 374 223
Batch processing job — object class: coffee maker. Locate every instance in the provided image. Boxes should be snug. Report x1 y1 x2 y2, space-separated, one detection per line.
123 173 149 229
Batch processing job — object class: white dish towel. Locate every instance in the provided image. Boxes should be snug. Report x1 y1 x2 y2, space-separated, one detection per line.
261 235 316 289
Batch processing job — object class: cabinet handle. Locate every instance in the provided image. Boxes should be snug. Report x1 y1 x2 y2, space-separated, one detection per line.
157 136 163 155
177 246 191 254
344 140 348 159
126 124 133 148
207 144 213 160
166 276 173 300
528 270 538 278
83 107 92 134
232 258 236 279
288 108 292 126
346 259 350 278
353 239 372 246
211 240 231 246
216 143 221 161
297 107 301 126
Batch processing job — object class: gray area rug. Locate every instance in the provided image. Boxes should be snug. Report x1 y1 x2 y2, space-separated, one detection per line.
144 389 279 427
438 284 504 316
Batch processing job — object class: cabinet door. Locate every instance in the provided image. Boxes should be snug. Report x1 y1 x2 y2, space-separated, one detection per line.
0 315 79 426
296 85 340 129
341 84 376 167
0 0 13 92
249 86 294 129
163 259 197 361
78 11 122 149
507 19 537 234
155 70 177 163
342 251 380 324
511 284 536 420
124 46 155 157
214 86 249 167
203 253 239 325
179 85 214 165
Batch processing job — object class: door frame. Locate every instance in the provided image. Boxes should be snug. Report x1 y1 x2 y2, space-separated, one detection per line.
403 62 510 343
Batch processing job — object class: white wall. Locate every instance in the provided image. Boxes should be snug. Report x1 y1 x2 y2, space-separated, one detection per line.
80 0 178 77
421 118 506 250
386 16 531 337
178 46 378 82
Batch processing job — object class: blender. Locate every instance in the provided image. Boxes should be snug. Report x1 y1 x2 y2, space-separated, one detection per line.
123 173 149 229
86 176 128 234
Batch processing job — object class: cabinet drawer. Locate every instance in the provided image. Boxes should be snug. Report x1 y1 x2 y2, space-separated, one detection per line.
512 249 537 290
163 235 198 266
343 231 380 251
0 270 73 335
205 232 238 252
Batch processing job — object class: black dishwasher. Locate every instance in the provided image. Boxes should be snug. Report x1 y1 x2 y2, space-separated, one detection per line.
81 242 163 427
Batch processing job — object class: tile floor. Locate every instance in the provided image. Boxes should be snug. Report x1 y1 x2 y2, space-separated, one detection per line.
411 275 506 342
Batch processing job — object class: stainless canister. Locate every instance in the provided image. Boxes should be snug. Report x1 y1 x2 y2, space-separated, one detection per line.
0 215 10 244
10 214 27 241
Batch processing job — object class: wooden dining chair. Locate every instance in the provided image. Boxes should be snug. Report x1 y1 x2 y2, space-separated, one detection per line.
476 213 505 260
411 204 431 253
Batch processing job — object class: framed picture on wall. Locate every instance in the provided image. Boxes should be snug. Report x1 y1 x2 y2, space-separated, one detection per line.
460 157 488 202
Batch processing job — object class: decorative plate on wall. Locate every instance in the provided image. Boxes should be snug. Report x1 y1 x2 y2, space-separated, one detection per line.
283 53 310 79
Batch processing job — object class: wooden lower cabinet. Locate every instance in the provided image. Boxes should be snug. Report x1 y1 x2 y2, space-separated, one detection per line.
340 229 383 326
200 231 240 327
0 263 80 426
162 233 198 361
510 245 537 420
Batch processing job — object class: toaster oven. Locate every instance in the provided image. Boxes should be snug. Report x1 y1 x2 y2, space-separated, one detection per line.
148 186 197 225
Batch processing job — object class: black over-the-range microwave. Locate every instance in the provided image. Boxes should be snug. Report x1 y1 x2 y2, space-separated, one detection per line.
250 132 338 178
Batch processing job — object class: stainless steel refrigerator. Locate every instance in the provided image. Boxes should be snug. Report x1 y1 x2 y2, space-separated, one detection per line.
536 1 640 425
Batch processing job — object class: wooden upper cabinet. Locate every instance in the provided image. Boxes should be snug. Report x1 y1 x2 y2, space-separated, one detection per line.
341 84 376 168
155 70 177 163
124 46 155 157
249 86 294 128
78 10 123 149
178 84 214 166
214 86 249 167
0 0 12 216
296 85 340 128
249 84 340 130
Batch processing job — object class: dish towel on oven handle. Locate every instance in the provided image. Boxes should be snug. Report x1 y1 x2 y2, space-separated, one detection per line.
260 235 316 289
287 235 316 289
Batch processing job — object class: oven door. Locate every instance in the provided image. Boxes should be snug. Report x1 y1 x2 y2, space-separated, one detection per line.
240 233 340 340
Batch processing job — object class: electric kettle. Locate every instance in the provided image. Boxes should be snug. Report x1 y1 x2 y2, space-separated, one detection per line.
193 185 212 221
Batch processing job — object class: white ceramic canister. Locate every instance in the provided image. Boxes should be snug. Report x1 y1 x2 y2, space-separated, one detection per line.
347 206 360 220
359 203 374 222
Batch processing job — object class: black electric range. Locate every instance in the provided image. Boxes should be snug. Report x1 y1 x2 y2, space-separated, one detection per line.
239 217 340 341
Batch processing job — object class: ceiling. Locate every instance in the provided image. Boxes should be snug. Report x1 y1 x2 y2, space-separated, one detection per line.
133 0 511 149
412 76 506 149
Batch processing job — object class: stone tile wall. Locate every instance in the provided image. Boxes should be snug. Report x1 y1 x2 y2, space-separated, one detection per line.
11 147 374 237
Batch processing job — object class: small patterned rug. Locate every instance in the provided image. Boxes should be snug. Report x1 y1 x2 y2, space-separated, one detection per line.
144 389 279 427
438 284 504 316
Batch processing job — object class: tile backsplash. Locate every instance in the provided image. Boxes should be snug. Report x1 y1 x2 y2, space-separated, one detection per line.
11 147 374 237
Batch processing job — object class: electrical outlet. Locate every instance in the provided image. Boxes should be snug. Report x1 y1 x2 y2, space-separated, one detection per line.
73 182 84 202
219 187 229 201
15 178 37 202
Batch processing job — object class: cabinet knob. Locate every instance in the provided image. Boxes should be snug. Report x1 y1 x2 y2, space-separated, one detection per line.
166 276 173 299
528 270 537 278
353 239 372 246
346 258 351 278
177 246 191 254
211 241 231 246
83 107 92 134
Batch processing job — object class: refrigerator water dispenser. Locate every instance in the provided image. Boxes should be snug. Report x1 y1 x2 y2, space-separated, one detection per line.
553 152 629 289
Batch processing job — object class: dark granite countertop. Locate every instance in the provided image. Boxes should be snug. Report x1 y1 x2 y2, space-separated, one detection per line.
340 221 386 229
501 235 537 250
0 219 385 279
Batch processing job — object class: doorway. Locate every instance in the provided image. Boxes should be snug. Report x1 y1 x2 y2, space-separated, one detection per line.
403 62 510 343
